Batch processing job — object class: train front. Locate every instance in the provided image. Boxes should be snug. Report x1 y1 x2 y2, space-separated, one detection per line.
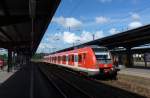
92 46 117 78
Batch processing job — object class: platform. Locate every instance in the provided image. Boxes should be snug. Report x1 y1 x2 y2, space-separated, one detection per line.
0 63 146 98
0 66 15 84
118 68 150 90
119 68 150 79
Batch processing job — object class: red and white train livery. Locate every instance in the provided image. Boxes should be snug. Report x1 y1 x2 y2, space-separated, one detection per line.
44 45 117 77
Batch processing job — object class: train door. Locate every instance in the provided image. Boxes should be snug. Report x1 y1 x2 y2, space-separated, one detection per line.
71 54 74 65
68 54 74 66
55 56 56 63
56 56 57 64
57 56 60 64
82 53 86 67
78 54 82 67
62 56 65 64
74 53 78 68
60 56 62 64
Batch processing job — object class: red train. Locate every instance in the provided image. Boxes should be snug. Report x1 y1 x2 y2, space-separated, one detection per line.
44 45 117 78
0 58 4 70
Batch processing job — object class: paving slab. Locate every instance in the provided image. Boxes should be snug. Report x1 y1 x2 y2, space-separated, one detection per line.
0 66 16 84
119 68 150 79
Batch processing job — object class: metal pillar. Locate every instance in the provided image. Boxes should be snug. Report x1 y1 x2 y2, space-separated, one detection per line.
20 54 23 65
15 52 23 69
14 52 17 65
17 52 22 65
16 52 20 65
126 47 133 67
7 49 12 72
26 55 31 64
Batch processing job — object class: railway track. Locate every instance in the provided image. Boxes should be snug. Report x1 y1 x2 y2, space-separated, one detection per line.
38 64 93 98
53 64 150 98
1 62 146 98
37 63 146 98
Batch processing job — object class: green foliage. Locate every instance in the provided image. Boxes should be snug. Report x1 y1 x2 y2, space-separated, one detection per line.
32 53 43 60
0 54 8 60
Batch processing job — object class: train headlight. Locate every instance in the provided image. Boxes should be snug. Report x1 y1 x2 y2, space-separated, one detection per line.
111 67 114 70
112 64 115 67
104 64 107 67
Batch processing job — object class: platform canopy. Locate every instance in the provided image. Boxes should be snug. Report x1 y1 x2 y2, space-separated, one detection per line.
0 0 60 56
54 24 150 53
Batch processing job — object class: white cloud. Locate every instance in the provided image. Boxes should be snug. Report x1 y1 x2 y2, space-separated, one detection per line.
63 31 80 44
37 43 54 53
128 12 143 29
37 30 105 53
53 32 62 40
95 31 104 39
109 28 119 35
95 16 109 24
131 13 140 21
98 0 112 3
79 30 104 42
38 43 53 49
52 16 82 28
54 30 105 44
80 31 93 42
128 21 142 29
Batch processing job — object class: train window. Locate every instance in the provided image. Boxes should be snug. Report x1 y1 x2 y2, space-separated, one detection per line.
66 55 68 61
75 55 78 62
95 55 108 59
78 55 82 62
68 55 70 61
92 47 108 52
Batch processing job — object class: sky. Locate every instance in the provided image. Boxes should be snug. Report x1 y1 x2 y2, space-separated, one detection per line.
37 0 150 53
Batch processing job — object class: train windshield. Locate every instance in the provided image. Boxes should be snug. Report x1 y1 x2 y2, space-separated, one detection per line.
92 47 112 64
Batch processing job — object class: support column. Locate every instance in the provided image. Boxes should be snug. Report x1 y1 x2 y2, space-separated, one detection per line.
7 49 12 72
26 55 31 64
13 51 17 69
125 47 133 67
16 52 20 65
17 52 22 65
20 54 23 65
15 52 22 69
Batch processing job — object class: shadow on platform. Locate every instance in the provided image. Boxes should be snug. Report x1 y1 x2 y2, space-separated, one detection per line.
0 63 147 98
